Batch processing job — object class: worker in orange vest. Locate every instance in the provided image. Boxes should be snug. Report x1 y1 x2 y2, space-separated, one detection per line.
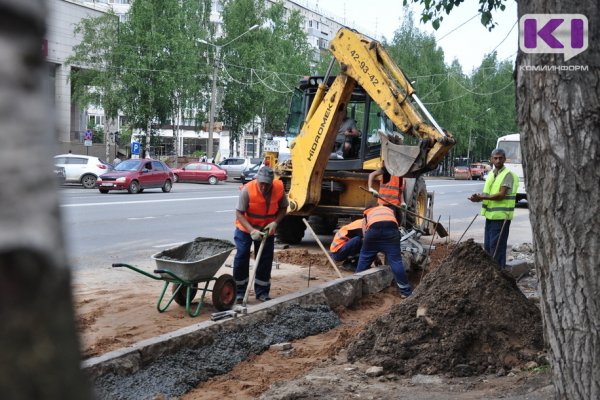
356 205 412 297
329 218 364 270
234 167 288 303
367 159 406 223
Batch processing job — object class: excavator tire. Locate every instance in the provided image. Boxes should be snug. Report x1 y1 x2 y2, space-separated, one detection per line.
276 215 306 244
405 176 428 232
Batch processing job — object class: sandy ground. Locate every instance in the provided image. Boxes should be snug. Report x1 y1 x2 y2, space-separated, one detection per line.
74 245 350 359
74 240 553 398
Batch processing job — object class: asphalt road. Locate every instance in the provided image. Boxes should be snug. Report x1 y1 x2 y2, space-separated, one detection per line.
59 179 531 270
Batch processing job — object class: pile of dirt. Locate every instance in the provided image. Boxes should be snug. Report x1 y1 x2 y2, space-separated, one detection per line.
274 249 329 267
347 239 544 377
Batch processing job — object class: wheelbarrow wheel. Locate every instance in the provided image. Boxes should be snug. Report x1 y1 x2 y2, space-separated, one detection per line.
212 274 235 311
171 283 198 306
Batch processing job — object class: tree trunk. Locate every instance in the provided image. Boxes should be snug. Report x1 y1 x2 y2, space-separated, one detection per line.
146 119 152 158
516 1 600 398
0 0 91 398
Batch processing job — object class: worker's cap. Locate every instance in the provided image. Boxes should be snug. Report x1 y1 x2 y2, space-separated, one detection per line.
256 166 274 184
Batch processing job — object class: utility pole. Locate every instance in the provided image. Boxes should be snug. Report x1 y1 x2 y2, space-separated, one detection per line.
199 24 259 161
207 46 220 161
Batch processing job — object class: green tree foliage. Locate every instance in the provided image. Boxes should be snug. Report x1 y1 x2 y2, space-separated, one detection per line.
218 0 313 155
382 9 516 162
402 0 508 31
68 0 212 156
68 13 122 122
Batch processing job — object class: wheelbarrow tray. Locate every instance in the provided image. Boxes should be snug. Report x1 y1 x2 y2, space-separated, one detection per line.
151 237 235 282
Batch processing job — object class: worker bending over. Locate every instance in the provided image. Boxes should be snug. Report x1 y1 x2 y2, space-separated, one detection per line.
329 218 364 271
234 167 288 302
355 205 412 297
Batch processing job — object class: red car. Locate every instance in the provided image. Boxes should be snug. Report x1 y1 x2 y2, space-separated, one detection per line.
96 159 174 194
171 162 227 185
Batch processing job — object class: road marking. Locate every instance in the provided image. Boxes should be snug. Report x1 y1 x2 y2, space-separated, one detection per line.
127 216 156 221
60 195 238 207
216 209 235 213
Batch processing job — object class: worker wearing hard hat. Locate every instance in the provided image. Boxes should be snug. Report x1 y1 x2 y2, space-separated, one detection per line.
234 167 288 303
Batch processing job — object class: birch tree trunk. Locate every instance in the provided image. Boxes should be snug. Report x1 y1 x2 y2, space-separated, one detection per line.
516 1 600 398
0 0 91 398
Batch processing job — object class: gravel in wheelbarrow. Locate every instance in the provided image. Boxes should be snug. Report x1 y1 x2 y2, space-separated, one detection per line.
152 237 235 282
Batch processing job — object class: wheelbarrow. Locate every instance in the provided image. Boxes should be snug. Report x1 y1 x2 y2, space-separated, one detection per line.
113 237 236 317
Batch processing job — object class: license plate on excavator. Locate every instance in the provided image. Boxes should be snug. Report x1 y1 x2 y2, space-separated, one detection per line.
263 139 279 152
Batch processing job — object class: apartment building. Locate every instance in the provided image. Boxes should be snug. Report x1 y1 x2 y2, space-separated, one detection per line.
47 0 374 159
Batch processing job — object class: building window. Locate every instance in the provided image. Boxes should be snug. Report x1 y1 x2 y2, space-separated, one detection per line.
89 115 105 127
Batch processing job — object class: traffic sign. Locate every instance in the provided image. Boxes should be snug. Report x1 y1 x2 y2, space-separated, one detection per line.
131 141 141 155
84 129 93 141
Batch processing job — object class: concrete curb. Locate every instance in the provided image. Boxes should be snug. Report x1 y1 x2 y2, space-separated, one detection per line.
82 265 394 380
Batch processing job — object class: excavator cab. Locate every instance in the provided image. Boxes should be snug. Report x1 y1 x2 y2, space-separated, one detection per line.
272 28 454 245
284 76 421 172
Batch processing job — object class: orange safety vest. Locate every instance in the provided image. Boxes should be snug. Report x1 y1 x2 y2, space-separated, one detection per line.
377 176 404 206
363 206 398 230
330 219 363 252
235 179 284 234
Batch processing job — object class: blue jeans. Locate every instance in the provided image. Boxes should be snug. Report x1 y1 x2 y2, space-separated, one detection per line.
484 219 511 268
330 236 362 262
233 228 275 299
356 223 412 296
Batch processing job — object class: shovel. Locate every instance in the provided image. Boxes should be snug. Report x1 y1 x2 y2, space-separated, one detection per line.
360 186 448 238
210 231 269 321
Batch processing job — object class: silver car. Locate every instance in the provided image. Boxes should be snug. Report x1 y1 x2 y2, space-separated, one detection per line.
54 154 113 188
218 157 261 179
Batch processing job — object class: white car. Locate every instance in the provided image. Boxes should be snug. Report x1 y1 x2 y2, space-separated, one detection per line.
53 154 113 188
218 157 261 179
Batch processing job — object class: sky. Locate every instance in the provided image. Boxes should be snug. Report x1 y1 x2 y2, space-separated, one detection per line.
307 0 519 73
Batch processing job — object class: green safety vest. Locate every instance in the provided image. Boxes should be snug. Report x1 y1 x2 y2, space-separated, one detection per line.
480 167 519 220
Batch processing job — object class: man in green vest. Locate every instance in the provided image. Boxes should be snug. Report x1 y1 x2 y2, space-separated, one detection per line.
468 148 519 268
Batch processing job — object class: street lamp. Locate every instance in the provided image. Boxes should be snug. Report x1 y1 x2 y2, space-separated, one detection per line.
199 24 259 160
467 107 491 161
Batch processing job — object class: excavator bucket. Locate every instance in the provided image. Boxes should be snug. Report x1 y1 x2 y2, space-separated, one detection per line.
380 133 421 177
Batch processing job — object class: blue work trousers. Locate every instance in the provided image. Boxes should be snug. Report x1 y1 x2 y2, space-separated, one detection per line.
233 228 274 299
484 219 511 268
330 236 362 262
356 223 412 296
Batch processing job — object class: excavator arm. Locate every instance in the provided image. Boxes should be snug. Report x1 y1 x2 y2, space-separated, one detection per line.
287 74 356 212
286 28 455 214
329 28 455 176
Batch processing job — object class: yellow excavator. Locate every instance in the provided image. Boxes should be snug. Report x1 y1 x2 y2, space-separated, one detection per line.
267 28 455 265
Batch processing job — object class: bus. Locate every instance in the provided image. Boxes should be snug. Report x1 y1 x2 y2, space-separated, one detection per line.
496 133 526 203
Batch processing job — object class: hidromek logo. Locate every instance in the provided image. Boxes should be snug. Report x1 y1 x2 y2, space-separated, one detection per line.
519 14 588 61
307 103 333 162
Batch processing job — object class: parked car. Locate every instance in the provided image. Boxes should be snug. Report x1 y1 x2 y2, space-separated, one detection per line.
53 154 113 188
469 163 488 180
171 162 227 185
96 159 174 194
218 157 261 179
54 165 66 185
453 165 472 180
237 163 261 183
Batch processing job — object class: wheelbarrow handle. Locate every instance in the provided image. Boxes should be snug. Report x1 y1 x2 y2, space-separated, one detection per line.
112 263 164 280
153 269 192 284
